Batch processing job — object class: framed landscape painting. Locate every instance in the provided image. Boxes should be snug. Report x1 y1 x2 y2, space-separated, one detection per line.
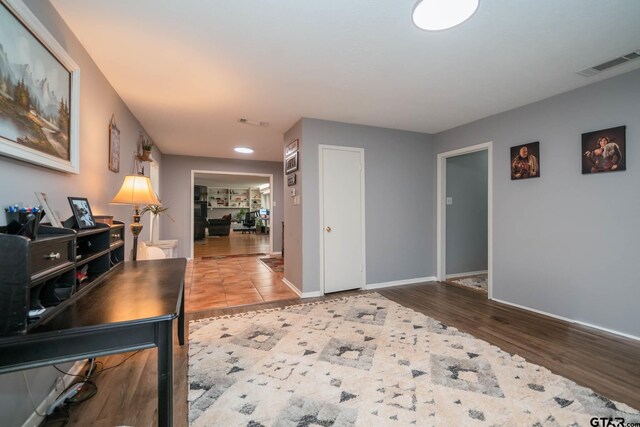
0 0 80 173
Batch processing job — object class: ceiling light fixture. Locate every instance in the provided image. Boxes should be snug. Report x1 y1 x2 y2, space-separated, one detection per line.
234 147 254 154
412 0 479 31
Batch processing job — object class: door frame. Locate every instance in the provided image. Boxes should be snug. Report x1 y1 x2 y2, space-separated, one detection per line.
189 170 274 260
318 144 366 295
436 141 493 299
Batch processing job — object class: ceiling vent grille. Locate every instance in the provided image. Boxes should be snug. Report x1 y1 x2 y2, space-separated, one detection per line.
238 118 269 127
578 50 640 77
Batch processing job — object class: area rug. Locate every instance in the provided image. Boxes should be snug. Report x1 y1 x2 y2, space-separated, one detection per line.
448 274 488 292
259 256 284 272
188 294 639 426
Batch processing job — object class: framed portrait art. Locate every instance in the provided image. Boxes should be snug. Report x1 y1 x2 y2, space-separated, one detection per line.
67 197 96 229
0 0 80 173
285 152 298 174
581 126 626 174
510 141 540 180
285 139 299 156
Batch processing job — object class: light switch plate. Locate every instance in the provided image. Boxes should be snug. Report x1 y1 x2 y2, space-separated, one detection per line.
290 188 296 197
446 197 453 205
293 195 301 205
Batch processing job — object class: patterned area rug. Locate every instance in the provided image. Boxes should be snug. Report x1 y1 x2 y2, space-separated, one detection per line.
188 294 639 426
259 256 284 272
448 274 488 292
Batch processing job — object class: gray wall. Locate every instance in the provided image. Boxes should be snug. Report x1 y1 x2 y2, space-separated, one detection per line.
446 150 488 275
283 120 303 292
435 68 640 337
295 118 435 293
0 1 158 425
160 155 284 258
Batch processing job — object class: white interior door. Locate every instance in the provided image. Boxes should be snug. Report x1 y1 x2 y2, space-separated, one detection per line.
321 146 365 293
149 161 160 242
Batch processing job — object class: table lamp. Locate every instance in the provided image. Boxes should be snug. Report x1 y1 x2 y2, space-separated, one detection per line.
111 174 159 261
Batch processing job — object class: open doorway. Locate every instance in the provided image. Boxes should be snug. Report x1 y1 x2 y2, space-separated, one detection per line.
190 171 273 259
437 142 493 298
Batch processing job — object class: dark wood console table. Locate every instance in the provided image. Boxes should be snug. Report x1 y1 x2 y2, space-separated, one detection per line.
0 258 186 427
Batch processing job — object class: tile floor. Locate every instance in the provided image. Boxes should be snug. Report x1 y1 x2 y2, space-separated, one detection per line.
184 255 299 313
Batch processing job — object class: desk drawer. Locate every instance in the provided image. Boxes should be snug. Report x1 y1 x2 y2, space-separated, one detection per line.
30 239 73 280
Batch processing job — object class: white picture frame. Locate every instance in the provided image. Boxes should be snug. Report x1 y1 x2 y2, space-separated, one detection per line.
0 0 80 174
34 191 62 228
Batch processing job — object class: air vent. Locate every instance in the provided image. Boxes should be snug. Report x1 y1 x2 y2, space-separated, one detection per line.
238 118 269 127
578 50 640 77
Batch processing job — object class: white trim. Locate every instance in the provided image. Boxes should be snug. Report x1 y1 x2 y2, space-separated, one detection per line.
190 170 274 259
436 141 493 299
302 291 323 298
492 298 640 342
318 145 366 296
366 276 437 290
269 251 281 256
445 270 488 279
0 0 81 174
281 277 302 297
22 360 86 427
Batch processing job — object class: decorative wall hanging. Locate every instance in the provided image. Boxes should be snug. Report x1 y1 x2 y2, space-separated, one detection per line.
285 151 298 174
582 126 625 174
108 115 120 172
285 138 299 156
510 141 540 180
287 174 297 186
0 0 80 173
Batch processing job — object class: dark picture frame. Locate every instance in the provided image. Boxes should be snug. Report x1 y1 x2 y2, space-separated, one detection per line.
0 0 80 173
285 151 298 174
67 197 96 229
581 125 626 174
510 141 540 180
285 138 299 156
108 115 120 172
287 173 297 186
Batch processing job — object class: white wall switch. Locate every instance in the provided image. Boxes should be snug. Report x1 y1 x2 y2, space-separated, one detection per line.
293 195 301 205
290 188 296 197
446 197 453 205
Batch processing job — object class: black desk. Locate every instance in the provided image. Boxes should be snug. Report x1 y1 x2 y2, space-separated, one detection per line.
0 258 186 427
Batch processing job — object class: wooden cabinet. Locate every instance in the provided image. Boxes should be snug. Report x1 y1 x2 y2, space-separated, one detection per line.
0 221 124 335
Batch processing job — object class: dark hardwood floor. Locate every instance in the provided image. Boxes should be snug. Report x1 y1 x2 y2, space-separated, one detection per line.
65 282 640 426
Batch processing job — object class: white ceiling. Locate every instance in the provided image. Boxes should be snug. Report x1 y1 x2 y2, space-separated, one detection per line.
51 0 640 162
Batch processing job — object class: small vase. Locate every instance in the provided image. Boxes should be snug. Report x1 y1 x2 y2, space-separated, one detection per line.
139 149 152 161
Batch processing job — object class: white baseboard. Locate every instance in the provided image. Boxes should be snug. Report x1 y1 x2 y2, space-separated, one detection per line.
301 291 323 298
269 252 282 256
282 277 302 297
22 360 87 427
445 270 488 279
492 297 640 342
366 276 437 290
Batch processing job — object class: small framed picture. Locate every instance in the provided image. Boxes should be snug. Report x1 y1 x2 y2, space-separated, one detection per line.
35 191 63 227
285 152 298 174
109 115 120 172
510 141 540 180
67 197 96 229
287 174 297 186
285 139 299 156
582 126 625 174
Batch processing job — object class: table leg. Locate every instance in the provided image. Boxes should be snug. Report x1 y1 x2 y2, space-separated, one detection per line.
178 284 185 346
157 320 173 427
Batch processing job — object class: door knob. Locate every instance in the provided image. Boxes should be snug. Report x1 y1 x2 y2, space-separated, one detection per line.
325 226 332 232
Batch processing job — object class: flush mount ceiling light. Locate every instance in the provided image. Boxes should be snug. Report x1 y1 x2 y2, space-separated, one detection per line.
234 147 254 154
412 0 479 31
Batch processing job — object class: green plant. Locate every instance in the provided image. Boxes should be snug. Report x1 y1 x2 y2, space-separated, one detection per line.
235 208 246 222
142 138 154 151
141 203 174 222
255 218 264 227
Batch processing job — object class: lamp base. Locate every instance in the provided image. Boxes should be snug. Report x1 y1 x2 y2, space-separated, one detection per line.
131 212 143 261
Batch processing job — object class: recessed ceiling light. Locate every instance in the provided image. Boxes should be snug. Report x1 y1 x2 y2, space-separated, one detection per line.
234 147 254 154
412 0 479 31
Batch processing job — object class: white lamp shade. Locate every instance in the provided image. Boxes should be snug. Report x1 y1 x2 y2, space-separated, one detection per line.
111 175 160 206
